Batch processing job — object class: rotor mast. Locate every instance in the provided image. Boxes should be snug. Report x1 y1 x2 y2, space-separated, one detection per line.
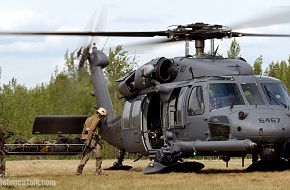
210 39 215 55
186 39 206 57
185 36 190 56
195 39 205 56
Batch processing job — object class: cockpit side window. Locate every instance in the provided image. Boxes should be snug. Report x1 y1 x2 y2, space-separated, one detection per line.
241 83 265 105
187 86 204 116
261 83 289 108
209 83 244 111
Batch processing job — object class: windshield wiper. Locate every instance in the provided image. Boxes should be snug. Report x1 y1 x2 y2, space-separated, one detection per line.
263 85 287 108
230 85 239 109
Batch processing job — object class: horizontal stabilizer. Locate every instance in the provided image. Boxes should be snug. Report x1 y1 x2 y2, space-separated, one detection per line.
32 115 89 134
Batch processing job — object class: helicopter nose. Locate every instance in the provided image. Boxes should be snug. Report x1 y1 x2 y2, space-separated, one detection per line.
230 109 290 143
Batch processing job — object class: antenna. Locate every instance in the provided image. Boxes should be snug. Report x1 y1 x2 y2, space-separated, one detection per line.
213 45 219 57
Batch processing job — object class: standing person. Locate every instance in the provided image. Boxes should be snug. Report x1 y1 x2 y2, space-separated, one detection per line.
76 107 108 176
0 124 6 177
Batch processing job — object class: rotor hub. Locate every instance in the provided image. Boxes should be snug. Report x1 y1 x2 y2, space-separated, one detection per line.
169 22 232 41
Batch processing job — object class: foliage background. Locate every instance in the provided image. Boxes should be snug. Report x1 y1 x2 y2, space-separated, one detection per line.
0 45 137 159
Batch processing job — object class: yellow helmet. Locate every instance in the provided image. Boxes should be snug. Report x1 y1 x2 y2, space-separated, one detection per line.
96 107 108 117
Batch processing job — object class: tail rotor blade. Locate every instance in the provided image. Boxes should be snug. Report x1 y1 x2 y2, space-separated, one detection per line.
77 8 108 69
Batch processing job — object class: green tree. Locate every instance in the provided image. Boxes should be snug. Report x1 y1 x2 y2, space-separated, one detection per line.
46 50 95 115
264 61 277 77
64 50 77 78
227 38 241 58
0 78 34 139
0 50 95 142
253 55 263 75
264 59 290 89
286 56 290 89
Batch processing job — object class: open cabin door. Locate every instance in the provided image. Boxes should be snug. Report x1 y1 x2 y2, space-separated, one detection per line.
121 94 163 154
142 94 163 151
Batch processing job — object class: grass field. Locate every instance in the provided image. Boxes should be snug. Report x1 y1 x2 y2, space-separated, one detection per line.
2 159 290 190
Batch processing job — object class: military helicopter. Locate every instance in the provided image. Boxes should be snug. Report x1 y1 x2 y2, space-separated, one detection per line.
1 15 290 174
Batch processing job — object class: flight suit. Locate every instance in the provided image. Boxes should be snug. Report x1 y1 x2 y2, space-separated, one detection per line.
0 125 6 177
76 114 103 175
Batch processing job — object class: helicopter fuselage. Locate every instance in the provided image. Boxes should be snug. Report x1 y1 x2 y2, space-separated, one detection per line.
110 55 290 163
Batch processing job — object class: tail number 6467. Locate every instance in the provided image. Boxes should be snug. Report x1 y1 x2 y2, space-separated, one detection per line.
259 118 280 124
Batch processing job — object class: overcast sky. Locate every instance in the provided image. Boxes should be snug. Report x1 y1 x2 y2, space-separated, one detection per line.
1 0 290 87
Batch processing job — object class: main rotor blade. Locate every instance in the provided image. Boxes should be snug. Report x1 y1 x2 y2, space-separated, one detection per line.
230 7 290 30
0 31 169 37
232 32 290 38
126 37 176 46
122 37 176 52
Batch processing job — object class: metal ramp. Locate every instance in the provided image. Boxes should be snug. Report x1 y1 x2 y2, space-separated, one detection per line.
4 115 88 155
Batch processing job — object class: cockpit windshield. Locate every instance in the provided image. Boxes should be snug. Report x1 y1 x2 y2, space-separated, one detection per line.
241 83 265 105
261 83 290 108
209 83 245 111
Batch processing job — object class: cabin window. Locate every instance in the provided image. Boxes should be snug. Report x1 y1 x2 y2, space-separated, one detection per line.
241 83 265 105
168 88 181 127
122 101 132 129
261 83 289 108
188 86 204 116
209 83 244 111
131 101 142 129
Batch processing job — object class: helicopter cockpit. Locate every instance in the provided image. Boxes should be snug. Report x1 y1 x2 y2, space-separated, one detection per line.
208 76 290 111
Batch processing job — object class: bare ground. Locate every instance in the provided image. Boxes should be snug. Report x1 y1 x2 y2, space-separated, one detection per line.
2 159 290 190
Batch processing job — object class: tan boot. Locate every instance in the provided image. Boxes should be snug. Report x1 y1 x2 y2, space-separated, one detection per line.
94 169 107 176
76 165 84 175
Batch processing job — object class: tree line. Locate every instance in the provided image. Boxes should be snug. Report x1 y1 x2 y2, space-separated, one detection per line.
0 45 137 159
